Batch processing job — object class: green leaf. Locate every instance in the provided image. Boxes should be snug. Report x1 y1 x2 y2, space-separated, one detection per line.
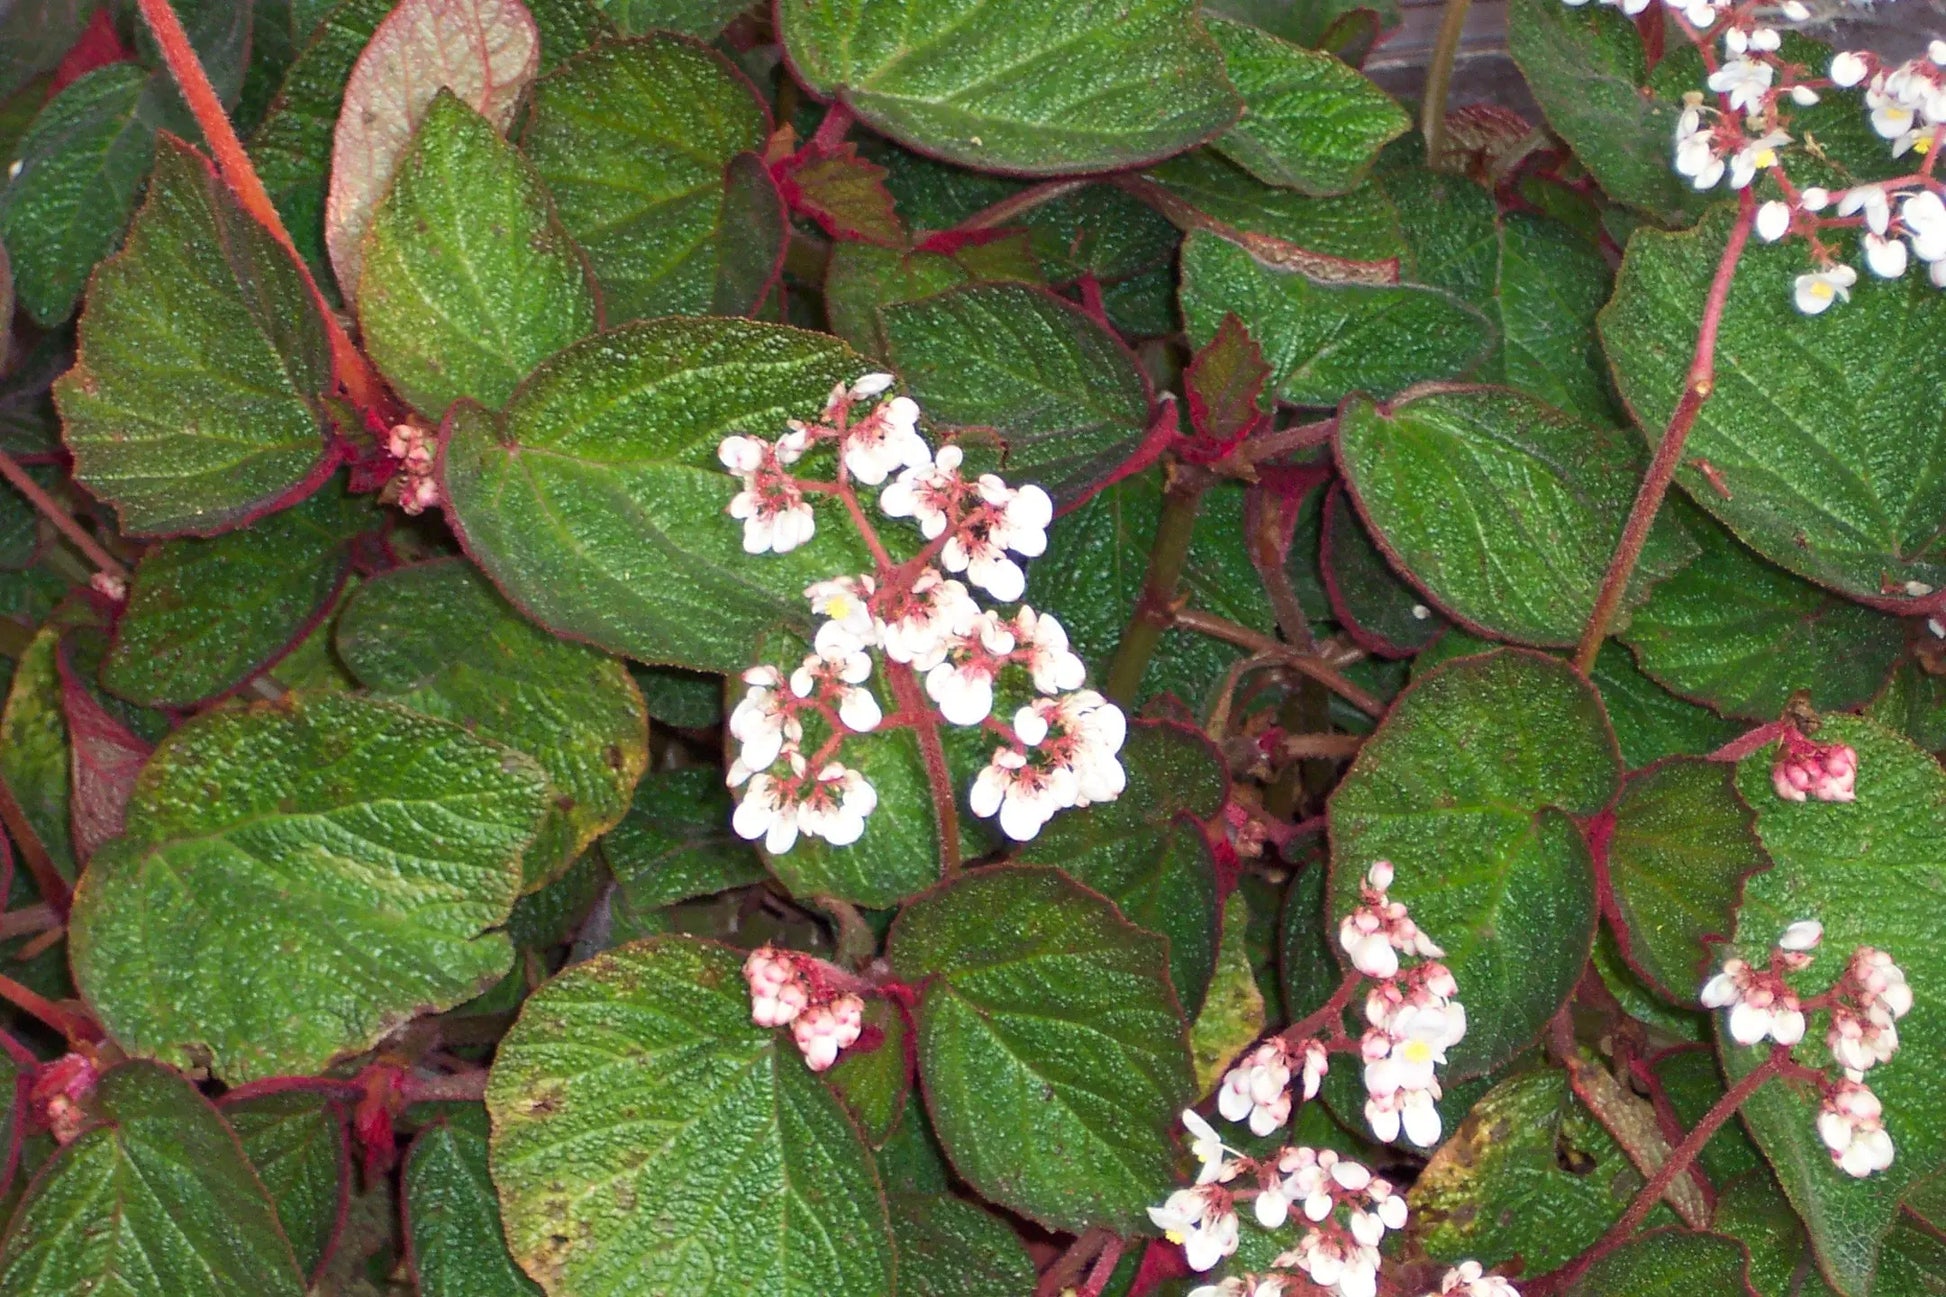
1652 1047 1761 1184
1321 483 1445 657
438 316 873 673
0 1062 306 1297
1329 650 1617 1076
507 849 608 949
336 557 649 892
1563 1228 1754 1297
1726 717 1946 1295
1205 0 1401 50
222 1090 349 1281
1204 17 1406 196
404 1108 541 1297
1866 661 1946 754
1409 1066 1674 1273
602 767 766 919
1144 150 1406 268
1012 720 1225 1011
1016 183 1180 287
1180 230 1492 407
1603 759 1767 1005
882 283 1153 508
358 92 597 416
249 0 395 299
823 234 1042 360
1190 891 1267 1092
631 663 724 729
1620 516 1903 721
1602 205 1946 606
69 692 548 1083
777 142 904 246
886 1192 1038 1297
1493 211 1625 426
777 0 1241 175
55 137 336 537
1589 641 1742 768
102 479 375 708
827 996 911 1145
0 65 155 326
1506 0 1706 224
0 330 69 458
519 35 775 323
887 866 1195 1233
1335 385 1694 648
596 0 751 37
325 0 541 301
1717 1167 1946 1297
0 625 73 880
486 936 896 1297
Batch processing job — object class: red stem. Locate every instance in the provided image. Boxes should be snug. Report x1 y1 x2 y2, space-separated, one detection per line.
1278 968 1364 1046
132 0 386 414
1572 191 1756 675
0 973 95 1042
887 662 963 875
0 450 127 580
809 102 856 153
1080 1237 1127 1297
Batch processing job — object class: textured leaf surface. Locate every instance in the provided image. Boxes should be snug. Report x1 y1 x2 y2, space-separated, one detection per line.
1726 717 1946 1295
486 936 895 1297
0 1062 305 1297
1604 759 1766 1005
439 316 873 672
1321 485 1444 657
1410 1067 1672 1272
760 719 943 908
778 0 1241 175
325 0 540 301
405 1108 539 1297
1602 206 1946 604
55 138 336 537
1204 17 1405 195
887 1192 1038 1297
1563 1228 1753 1297
826 997 910 1146
1590 641 1743 767
888 866 1195 1233
1190 891 1267 1092
1717 1168 1946 1297
1329 650 1616 1076
598 0 749 36
519 35 773 322
0 626 74 879
358 92 597 416
1144 150 1406 268
0 65 154 325
1620 518 1902 721
602 767 766 920
337 558 649 891
1336 386 1692 647
59 633 153 866
69 692 547 1082
1012 721 1224 1011
777 142 904 246
822 235 1041 360
882 283 1151 508
222 1090 349 1281
1180 230 1491 407
103 480 373 707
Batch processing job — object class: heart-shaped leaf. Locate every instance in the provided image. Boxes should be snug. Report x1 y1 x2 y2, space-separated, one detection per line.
1204 17 1407 196
486 936 896 1296
69 692 548 1082
882 282 1153 508
404 1106 540 1297
336 557 649 892
0 1061 307 1297
221 1089 350 1282
1562 1228 1754 1297
325 0 540 301
55 137 337 537
1012 720 1225 1012
1601 205 1946 606
823 235 1042 360
1602 758 1767 1005
887 866 1195 1234
1329 649 1617 1076
518 35 776 322
601 767 766 918
357 91 598 416
1725 717 1946 1295
1335 385 1695 647
102 479 376 708
1180 230 1493 407
438 316 873 673
777 0 1241 175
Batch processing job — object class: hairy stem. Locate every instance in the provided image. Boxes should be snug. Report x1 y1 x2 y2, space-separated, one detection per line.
887 661 962 876
1278 968 1364 1046
1421 0 1475 167
1572 192 1755 674
1106 464 1209 703
1173 609 1386 718
812 895 877 969
0 972 94 1042
1036 1227 1116 1297
955 179 1092 233
1561 1048 1711 1228
1607 1049 1783 1243
0 449 127 581
133 0 387 413
1225 417 1335 473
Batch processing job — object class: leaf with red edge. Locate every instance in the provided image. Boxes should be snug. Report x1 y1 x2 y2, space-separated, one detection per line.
1320 484 1445 658
222 1089 352 1284
324 0 541 302
56 635 151 868
1181 311 1269 463
775 142 905 247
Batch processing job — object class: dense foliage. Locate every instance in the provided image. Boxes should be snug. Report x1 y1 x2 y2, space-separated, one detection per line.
0 1 1940 1295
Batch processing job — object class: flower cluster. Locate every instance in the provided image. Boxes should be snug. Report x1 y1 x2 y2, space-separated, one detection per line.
1770 730 1858 804
1700 921 1914 1177
718 374 1126 853
384 420 440 515
742 945 865 1072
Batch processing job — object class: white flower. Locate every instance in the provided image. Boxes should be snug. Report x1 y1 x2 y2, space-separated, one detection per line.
744 946 809 1027
1756 200 1791 242
843 395 931 486
1800 186 1830 211
1903 191 1946 262
1149 1187 1240 1273
942 476 1053 603
1819 1080 1895 1177
733 761 805 855
1427 1260 1522 1297
1727 130 1790 189
1674 107 1725 189
925 610 1017 725
729 665 801 775
1016 690 1128 807
1218 1041 1293 1137
879 444 964 538
1780 0 1809 20
1793 264 1857 315
1709 57 1774 116
850 372 895 399
789 626 882 734
1284 1230 1381 1297
1831 51 1870 89
1700 957 1806 1047
1181 1109 1240 1185
1365 1082 1443 1148
1011 605 1085 694
796 762 878 847
805 575 877 650
1790 84 1820 106
1301 1038 1330 1101
1338 860 1443 980
1778 920 1823 952
970 746 1075 841
1838 185 1893 235
878 568 978 670
722 433 816 554
792 993 863 1071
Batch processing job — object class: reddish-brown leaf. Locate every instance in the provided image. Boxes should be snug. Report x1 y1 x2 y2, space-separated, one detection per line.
56 636 151 866
1181 312 1270 462
774 143 905 247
